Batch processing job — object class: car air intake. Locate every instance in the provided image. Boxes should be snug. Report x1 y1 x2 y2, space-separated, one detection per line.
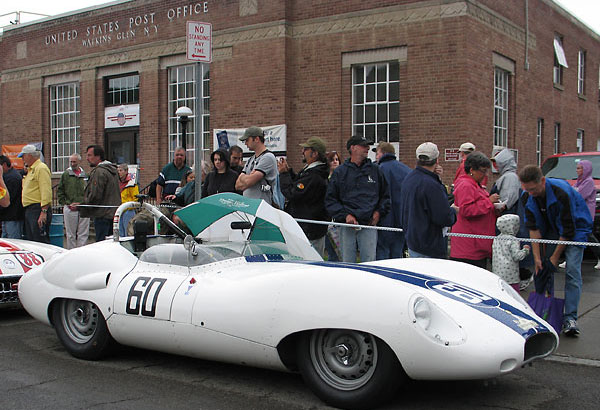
524 332 557 362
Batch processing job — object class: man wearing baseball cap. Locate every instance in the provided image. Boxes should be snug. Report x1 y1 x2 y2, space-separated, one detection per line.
454 142 487 186
18 144 53 243
400 142 458 258
235 126 279 206
278 137 329 254
325 135 390 262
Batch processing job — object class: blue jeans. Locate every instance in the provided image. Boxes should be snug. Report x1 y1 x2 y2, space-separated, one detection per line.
340 226 377 263
325 233 339 261
408 249 431 258
562 245 584 322
2 220 23 239
376 230 405 260
119 209 135 237
94 218 113 242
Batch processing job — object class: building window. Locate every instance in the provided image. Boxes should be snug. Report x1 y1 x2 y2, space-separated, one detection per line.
554 123 560 154
536 119 543 166
352 62 400 143
577 129 584 152
50 82 80 173
494 68 509 147
553 35 567 86
578 50 586 95
105 74 139 106
168 64 210 163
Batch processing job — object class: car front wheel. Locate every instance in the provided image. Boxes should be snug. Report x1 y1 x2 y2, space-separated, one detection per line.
52 299 114 360
297 329 405 410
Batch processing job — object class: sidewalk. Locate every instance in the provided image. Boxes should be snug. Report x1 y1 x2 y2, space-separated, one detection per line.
520 259 600 363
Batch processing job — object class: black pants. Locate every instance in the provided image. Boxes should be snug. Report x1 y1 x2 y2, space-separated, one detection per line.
451 256 487 269
24 204 52 244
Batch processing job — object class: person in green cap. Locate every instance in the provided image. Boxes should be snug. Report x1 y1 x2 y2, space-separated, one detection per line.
235 126 279 205
278 137 329 255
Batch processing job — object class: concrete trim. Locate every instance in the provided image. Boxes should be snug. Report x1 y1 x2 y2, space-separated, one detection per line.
342 47 407 68
43 71 81 87
96 61 142 79
492 52 515 74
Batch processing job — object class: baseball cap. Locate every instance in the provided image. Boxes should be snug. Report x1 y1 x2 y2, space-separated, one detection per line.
416 142 439 160
300 137 326 155
459 142 476 153
346 135 373 150
17 144 38 158
239 126 263 142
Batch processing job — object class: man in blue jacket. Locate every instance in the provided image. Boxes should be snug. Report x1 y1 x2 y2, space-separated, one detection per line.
325 136 390 262
399 142 457 259
519 165 592 337
373 142 411 259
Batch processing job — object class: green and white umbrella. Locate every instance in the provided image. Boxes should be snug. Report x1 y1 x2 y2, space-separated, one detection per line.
174 193 321 260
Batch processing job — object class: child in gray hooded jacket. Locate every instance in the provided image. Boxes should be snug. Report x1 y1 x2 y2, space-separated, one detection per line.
492 214 530 291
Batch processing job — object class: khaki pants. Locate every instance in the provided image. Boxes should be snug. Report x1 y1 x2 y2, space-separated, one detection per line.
64 205 90 249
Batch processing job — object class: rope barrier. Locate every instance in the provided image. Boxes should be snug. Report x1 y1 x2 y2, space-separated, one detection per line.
70 204 599 247
294 218 600 247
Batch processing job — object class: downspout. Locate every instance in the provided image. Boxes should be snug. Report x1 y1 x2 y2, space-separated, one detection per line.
524 0 530 70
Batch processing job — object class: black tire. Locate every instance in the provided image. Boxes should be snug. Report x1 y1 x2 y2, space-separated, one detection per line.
52 299 114 360
296 329 406 410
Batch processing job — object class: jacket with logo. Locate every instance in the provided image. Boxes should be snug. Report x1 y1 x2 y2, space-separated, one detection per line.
523 177 592 243
280 161 329 240
325 158 390 225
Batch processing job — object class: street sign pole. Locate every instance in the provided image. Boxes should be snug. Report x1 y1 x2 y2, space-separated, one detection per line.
194 61 203 201
186 21 212 202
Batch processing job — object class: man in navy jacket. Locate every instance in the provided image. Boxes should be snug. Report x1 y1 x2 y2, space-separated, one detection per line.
400 142 457 259
325 136 390 262
374 142 411 259
519 165 592 337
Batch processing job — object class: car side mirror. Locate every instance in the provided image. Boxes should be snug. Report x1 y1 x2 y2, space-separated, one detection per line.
183 235 198 256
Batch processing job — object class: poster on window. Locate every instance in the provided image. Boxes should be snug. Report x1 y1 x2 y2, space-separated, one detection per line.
212 124 287 156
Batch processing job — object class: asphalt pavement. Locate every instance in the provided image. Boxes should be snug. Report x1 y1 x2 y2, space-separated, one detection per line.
520 258 600 364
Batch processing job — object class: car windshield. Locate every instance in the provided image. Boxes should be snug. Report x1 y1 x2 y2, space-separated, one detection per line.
138 240 293 267
542 155 600 180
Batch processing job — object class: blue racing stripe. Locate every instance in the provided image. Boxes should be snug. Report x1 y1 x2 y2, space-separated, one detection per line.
246 257 551 338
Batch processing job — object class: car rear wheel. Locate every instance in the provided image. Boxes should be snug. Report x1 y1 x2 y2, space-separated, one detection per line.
52 299 113 360
297 329 405 409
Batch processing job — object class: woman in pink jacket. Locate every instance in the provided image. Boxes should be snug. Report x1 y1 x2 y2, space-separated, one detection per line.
450 151 500 268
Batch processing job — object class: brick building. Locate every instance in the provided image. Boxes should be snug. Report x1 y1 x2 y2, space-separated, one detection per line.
0 0 599 188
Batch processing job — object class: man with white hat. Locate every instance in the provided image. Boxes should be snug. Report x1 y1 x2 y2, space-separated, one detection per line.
400 142 458 258
454 142 487 186
18 144 52 243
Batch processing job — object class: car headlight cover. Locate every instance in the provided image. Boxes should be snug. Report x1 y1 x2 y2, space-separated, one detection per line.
410 295 466 346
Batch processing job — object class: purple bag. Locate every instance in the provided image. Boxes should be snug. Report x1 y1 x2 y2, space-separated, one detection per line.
527 291 564 334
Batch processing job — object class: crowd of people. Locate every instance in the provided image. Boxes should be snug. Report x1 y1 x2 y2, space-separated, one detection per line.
1 129 596 338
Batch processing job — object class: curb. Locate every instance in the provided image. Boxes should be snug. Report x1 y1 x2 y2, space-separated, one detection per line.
545 354 600 368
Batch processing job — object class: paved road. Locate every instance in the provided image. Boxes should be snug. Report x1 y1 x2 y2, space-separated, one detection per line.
2 309 599 410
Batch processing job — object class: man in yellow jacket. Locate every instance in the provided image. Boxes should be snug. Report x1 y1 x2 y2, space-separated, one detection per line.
18 145 52 243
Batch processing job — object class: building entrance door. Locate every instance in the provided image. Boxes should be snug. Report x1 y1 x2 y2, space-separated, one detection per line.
106 128 138 165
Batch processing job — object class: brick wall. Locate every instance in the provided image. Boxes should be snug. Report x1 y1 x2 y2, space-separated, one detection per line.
0 0 599 189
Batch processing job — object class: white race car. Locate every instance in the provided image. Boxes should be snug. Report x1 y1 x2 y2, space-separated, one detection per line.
1 238 63 307
19 194 558 409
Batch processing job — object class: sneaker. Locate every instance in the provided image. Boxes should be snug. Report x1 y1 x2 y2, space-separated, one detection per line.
558 261 566 269
563 319 580 337
594 261 600 270
519 276 533 291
